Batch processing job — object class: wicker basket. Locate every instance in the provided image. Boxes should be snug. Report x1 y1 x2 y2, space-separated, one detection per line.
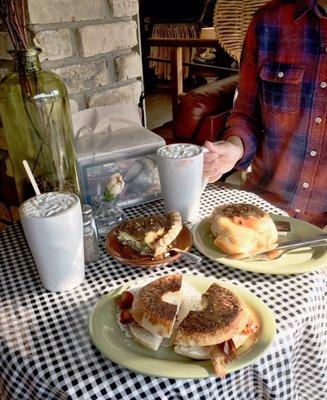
213 0 270 62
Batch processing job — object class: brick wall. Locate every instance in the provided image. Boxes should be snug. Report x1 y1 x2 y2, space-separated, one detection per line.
0 0 143 112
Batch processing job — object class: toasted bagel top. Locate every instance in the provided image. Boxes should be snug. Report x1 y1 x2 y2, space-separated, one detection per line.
213 203 265 219
132 274 182 338
173 283 248 346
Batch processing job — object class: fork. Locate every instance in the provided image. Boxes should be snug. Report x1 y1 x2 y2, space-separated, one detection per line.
249 242 327 261
170 248 202 263
226 233 327 261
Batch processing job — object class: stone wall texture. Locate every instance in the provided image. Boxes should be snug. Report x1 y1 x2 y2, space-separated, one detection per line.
0 0 143 112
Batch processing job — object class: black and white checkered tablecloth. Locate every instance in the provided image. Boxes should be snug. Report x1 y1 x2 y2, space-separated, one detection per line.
0 186 326 400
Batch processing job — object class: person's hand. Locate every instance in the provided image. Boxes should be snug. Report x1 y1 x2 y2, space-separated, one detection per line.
203 138 244 183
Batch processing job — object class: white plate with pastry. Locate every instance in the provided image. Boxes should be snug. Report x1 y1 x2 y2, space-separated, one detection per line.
88 274 276 379
192 204 327 275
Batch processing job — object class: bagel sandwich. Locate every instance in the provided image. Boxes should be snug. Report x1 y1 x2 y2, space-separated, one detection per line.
129 321 164 351
115 276 259 377
172 282 259 377
131 274 183 338
211 203 278 256
116 275 183 351
117 211 182 257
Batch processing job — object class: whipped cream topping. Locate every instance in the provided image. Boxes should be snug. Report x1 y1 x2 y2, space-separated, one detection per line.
158 144 200 159
21 192 77 217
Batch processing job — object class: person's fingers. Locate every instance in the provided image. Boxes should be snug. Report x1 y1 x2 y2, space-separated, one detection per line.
208 173 222 183
203 168 213 178
203 166 223 179
203 157 220 172
203 140 237 178
204 140 229 156
204 140 219 153
204 156 232 175
204 152 219 162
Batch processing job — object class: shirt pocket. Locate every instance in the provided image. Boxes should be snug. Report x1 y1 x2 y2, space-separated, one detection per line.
259 61 306 113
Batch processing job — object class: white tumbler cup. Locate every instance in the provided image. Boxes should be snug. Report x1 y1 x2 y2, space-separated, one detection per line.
157 144 208 222
19 192 85 292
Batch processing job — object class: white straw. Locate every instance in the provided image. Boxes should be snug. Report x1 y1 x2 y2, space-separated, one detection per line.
23 160 41 196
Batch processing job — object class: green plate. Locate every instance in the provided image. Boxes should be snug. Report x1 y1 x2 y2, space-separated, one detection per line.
88 275 276 378
192 215 327 275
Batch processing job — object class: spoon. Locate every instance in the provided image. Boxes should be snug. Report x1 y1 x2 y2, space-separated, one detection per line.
170 248 202 263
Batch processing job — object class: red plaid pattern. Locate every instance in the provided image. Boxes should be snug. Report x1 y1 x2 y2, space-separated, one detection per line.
223 0 327 227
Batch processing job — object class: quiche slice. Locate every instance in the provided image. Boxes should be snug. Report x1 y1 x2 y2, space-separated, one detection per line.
117 211 182 257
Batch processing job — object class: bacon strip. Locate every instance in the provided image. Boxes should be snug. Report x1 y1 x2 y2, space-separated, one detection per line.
218 339 238 363
119 309 134 324
210 346 227 378
210 337 240 378
116 291 134 309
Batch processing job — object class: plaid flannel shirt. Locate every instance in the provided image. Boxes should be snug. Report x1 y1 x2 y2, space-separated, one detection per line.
223 0 327 223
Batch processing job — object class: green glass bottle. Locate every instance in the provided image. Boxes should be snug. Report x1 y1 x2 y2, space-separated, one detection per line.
0 48 80 202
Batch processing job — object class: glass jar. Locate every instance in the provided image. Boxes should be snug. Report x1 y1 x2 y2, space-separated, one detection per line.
92 195 125 236
92 174 125 236
0 48 80 202
83 214 100 264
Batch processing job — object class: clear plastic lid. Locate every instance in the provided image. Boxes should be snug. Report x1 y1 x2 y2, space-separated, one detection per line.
20 192 78 218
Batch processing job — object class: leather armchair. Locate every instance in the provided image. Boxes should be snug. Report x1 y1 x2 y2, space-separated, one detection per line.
157 74 239 145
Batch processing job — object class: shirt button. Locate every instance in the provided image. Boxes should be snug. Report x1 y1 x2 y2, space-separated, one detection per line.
277 71 284 78
310 150 317 157
320 82 327 89
302 182 309 188
315 117 322 124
